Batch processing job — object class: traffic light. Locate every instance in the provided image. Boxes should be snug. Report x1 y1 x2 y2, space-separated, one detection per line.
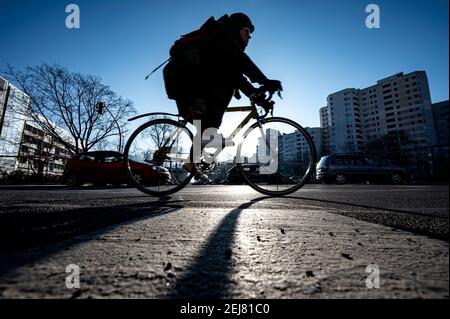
96 102 105 114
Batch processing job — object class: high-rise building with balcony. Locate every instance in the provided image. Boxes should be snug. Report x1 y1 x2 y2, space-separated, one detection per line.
278 127 322 161
0 76 75 176
432 100 449 146
367 71 436 148
17 119 74 176
0 76 30 173
320 71 437 155
319 106 331 156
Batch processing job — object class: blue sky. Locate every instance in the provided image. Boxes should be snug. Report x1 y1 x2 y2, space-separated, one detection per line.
0 0 448 129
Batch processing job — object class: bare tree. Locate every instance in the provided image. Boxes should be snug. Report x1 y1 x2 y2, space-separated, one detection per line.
3 64 136 155
141 116 177 162
146 116 175 148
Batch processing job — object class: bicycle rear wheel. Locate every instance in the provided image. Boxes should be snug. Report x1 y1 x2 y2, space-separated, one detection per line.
123 118 195 196
236 117 317 196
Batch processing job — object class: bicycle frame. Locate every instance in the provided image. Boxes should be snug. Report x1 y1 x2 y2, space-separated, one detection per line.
124 99 318 196
154 104 271 164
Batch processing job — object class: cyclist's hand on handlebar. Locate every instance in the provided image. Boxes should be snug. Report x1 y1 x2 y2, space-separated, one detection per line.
263 79 283 94
249 79 282 114
249 91 267 107
250 91 274 113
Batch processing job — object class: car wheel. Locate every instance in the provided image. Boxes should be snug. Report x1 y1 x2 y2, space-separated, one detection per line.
391 173 402 184
66 172 83 187
335 174 346 185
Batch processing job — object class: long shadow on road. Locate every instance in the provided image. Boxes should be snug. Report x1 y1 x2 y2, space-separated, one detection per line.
0 197 183 281
165 196 271 299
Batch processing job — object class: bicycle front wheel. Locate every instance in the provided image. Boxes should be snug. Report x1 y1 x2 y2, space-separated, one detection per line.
236 117 317 196
123 118 195 196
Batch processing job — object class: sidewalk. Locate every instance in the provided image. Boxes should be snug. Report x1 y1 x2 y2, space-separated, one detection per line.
0 207 448 298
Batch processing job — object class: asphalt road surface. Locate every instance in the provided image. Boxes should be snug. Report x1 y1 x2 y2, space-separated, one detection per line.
0 184 448 298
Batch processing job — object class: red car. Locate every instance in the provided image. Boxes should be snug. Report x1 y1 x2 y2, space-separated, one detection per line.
63 151 171 187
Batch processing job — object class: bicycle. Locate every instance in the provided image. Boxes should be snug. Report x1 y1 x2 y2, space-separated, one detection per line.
123 87 317 197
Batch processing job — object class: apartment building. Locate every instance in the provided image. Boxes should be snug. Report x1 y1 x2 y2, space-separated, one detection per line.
251 126 322 165
432 100 449 146
360 83 385 144
326 88 363 153
276 127 322 162
0 76 30 173
17 119 74 176
319 106 331 156
321 71 438 154
370 71 436 148
0 76 75 176
305 127 322 159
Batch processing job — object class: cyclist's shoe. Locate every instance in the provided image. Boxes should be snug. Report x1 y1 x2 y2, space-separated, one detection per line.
182 163 209 181
201 134 234 148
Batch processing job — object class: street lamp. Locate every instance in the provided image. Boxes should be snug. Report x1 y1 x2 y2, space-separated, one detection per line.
96 102 122 152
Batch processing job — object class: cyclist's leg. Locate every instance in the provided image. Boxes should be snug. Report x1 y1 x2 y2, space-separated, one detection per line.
176 98 212 179
177 95 231 160
198 95 235 149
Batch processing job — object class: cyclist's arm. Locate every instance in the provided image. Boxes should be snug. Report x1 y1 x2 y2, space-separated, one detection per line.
237 52 283 96
237 52 268 85
237 75 257 97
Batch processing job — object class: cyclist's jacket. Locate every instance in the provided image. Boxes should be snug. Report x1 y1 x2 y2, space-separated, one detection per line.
163 15 269 102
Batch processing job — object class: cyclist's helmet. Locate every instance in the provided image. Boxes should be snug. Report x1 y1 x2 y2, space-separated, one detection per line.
229 12 254 33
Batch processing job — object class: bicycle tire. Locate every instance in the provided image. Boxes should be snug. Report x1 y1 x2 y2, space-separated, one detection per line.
236 117 317 196
123 118 195 196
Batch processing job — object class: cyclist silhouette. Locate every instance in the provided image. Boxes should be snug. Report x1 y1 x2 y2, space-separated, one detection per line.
163 13 282 179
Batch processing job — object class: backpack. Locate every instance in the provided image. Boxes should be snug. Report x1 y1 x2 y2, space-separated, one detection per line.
169 17 219 57
163 17 220 100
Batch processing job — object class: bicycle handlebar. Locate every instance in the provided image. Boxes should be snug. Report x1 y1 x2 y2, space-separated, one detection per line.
250 85 282 117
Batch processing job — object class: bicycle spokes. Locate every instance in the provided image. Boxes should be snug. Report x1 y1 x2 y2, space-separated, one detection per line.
237 117 316 196
123 119 195 196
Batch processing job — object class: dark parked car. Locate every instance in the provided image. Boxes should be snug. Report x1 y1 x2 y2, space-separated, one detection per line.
316 154 407 185
226 164 290 185
63 151 171 187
